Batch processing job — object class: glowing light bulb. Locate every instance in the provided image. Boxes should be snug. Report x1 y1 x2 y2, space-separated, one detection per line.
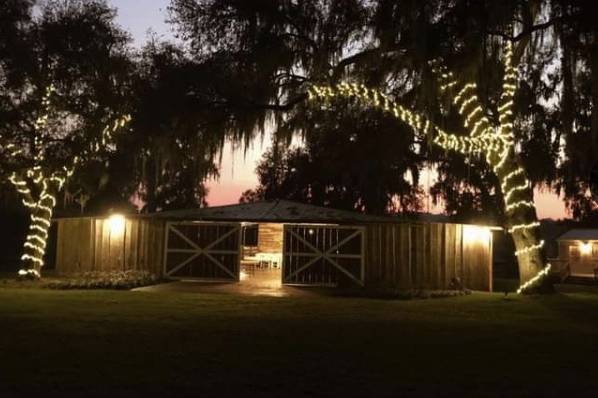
463 225 492 244
108 214 125 236
579 242 592 255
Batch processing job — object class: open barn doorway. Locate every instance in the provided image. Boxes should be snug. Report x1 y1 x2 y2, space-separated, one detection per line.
240 222 366 288
240 223 283 289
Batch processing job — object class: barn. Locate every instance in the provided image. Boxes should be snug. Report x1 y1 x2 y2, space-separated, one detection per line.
551 229 598 280
53 200 495 291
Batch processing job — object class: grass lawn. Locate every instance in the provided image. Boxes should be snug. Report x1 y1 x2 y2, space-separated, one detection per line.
1 287 597 397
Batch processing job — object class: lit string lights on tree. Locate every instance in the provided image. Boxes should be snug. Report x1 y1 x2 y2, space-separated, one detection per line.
307 39 550 294
516 263 551 294
3 85 131 276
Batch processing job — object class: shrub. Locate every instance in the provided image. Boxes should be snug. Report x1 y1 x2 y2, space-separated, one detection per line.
335 287 472 300
46 270 161 290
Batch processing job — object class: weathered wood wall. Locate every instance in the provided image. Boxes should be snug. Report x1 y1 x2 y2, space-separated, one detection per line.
258 223 284 253
55 217 165 276
54 216 493 291
364 222 492 291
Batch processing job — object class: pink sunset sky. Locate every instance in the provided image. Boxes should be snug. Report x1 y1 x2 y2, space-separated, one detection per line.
111 0 569 220
209 135 569 220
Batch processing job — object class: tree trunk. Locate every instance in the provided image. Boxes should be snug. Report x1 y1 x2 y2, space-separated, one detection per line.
493 149 552 292
21 190 56 274
509 216 545 282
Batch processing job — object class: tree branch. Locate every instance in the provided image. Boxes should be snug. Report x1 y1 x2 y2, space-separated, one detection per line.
513 17 562 41
427 60 492 137
331 48 404 81
308 83 445 141
307 83 504 159
486 17 562 43
207 92 310 112
249 93 309 111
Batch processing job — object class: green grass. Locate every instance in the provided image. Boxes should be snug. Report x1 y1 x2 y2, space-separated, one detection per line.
1 287 597 397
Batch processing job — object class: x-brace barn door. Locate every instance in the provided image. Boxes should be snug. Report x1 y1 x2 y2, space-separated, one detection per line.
163 222 241 280
283 224 365 286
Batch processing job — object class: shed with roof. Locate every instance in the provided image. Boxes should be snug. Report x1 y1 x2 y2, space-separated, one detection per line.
52 200 495 291
551 229 598 279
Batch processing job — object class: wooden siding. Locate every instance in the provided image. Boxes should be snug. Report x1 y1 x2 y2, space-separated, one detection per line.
258 223 284 253
55 218 165 276
364 223 492 291
54 217 493 291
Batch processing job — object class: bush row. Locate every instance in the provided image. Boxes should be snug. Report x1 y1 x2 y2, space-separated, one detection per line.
44 270 162 290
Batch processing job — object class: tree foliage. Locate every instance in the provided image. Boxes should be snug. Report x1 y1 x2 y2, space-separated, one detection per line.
241 103 424 215
1 0 596 222
126 42 219 212
169 0 596 221
0 0 134 211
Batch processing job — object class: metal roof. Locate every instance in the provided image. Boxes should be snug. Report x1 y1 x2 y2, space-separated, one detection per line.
556 229 598 241
149 200 400 224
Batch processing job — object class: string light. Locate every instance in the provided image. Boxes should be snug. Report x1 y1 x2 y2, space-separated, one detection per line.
501 168 524 190
508 221 540 234
516 263 551 294
18 268 41 278
515 240 544 256
308 38 548 294
4 84 131 276
504 182 529 203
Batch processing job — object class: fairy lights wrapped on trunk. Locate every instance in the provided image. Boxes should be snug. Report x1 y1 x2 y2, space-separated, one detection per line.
3 84 131 276
307 39 551 294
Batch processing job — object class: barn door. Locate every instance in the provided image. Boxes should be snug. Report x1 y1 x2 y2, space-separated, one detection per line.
164 222 241 280
282 224 365 286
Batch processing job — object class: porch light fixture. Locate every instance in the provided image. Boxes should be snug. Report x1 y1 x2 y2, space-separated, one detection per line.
108 214 125 236
579 242 592 255
462 225 491 245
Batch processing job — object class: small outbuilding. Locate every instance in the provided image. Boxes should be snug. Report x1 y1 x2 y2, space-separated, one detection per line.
53 200 495 291
552 229 598 279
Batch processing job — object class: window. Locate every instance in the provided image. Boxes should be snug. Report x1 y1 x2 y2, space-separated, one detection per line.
242 224 259 247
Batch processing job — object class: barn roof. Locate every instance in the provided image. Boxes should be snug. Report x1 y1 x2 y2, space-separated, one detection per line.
149 200 400 224
556 229 598 241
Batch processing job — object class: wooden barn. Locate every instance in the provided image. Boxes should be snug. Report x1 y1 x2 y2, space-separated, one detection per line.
551 229 598 280
52 200 495 291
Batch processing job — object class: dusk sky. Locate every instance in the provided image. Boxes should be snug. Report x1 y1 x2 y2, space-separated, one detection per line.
108 0 568 220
